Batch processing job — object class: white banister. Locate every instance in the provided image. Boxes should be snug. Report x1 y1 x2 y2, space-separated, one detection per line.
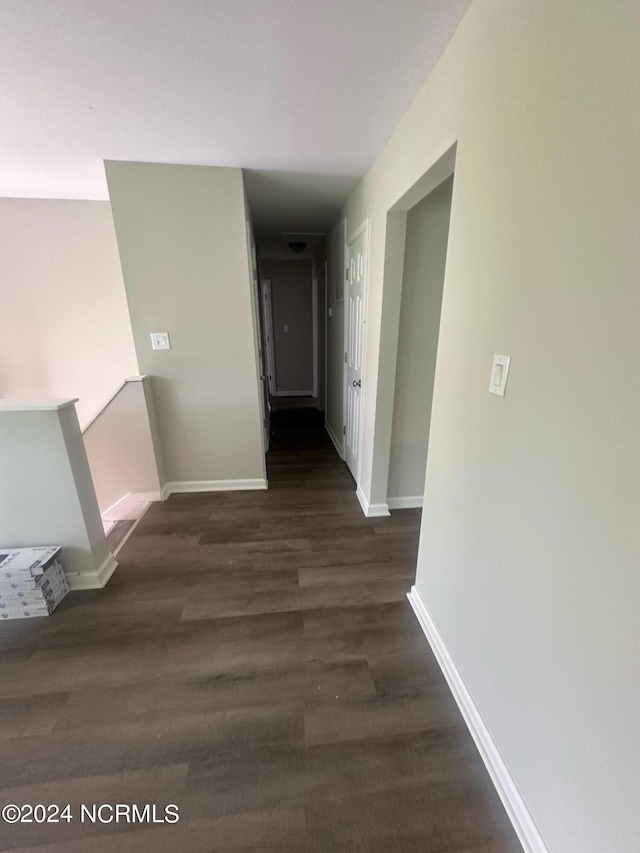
0 398 79 412
82 375 149 433
82 376 165 522
0 399 116 589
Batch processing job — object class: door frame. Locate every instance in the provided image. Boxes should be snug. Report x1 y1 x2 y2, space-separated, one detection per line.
260 278 277 396
245 222 270 466
312 260 328 409
312 272 318 399
343 217 370 485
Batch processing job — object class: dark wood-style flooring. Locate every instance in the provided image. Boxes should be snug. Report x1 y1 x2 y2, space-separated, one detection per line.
105 519 135 553
0 406 520 852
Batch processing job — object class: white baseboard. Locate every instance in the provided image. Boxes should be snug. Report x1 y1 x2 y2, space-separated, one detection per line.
388 495 423 510
356 484 390 518
111 500 153 557
101 489 162 521
135 489 163 503
325 421 345 459
407 586 549 853
67 552 118 591
101 491 133 520
102 519 117 536
164 478 268 497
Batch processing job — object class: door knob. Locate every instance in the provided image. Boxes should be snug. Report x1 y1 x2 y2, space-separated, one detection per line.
352 379 361 388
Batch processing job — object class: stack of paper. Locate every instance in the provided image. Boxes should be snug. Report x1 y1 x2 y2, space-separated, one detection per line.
0 546 70 620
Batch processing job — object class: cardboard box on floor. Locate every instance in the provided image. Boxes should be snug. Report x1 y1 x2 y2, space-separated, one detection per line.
0 546 70 620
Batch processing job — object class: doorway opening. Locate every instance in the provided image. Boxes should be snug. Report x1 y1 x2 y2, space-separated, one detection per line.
260 258 314 403
253 252 331 468
386 160 455 510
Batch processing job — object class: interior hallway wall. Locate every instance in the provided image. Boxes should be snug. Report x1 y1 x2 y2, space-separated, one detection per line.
260 259 313 394
0 199 138 428
331 1 640 851
105 162 265 486
387 176 452 503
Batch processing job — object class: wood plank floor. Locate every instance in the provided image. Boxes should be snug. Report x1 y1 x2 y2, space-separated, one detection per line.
0 407 520 852
105 519 136 553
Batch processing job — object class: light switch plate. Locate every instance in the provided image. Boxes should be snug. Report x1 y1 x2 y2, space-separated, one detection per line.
489 353 511 396
151 332 171 351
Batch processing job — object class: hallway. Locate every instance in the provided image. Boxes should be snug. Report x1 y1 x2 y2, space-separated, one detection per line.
0 409 519 852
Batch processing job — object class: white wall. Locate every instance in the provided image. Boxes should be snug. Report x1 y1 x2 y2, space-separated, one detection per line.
260 260 313 393
105 162 265 487
387 176 452 502
334 1 640 851
0 200 138 428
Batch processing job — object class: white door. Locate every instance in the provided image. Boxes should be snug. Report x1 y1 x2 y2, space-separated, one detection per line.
260 279 277 396
344 222 368 480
